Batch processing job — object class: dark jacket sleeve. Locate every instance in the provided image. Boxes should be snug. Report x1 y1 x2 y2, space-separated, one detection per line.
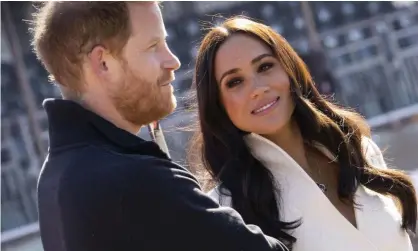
59 155 286 251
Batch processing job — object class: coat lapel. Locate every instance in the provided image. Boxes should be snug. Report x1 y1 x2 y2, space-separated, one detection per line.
354 185 413 251
244 133 384 251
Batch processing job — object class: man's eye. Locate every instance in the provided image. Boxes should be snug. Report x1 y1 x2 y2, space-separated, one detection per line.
148 42 158 50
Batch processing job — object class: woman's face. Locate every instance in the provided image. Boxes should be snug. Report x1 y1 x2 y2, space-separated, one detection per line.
214 34 295 135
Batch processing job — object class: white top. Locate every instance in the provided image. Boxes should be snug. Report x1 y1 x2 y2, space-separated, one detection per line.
208 134 412 251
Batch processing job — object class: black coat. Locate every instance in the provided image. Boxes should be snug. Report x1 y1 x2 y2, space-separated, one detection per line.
37 99 284 251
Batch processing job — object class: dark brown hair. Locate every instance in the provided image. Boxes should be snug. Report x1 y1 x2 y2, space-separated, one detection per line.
30 2 136 90
190 17 417 248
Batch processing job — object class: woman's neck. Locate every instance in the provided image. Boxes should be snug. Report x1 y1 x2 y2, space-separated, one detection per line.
262 119 310 169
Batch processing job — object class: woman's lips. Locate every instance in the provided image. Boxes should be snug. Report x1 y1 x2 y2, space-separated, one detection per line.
252 97 280 115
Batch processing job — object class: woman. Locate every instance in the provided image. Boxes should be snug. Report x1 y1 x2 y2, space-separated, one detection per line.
190 17 417 251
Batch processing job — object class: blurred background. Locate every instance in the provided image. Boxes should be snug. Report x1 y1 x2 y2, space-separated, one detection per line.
1 1 418 250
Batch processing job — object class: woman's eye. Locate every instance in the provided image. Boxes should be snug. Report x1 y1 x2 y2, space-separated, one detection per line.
258 62 274 72
226 78 242 88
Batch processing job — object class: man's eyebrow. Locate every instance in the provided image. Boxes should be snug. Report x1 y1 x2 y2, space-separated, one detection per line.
147 33 168 45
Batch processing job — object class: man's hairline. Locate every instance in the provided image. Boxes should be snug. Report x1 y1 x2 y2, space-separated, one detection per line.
125 1 167 51
54 1 162 89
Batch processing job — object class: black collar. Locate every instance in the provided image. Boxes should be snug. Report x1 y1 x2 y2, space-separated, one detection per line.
43 98 169 159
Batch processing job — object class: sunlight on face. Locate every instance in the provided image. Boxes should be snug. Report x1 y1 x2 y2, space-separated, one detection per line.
214 34 295 135
107 2 181 126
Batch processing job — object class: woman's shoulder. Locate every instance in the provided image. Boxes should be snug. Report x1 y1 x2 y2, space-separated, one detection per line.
315 136 387 169
207 185 233 207
361 136 388 169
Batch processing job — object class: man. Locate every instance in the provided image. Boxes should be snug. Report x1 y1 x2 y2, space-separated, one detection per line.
33 2 286 251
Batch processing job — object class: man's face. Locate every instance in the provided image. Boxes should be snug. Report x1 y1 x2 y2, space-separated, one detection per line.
104 2 181 127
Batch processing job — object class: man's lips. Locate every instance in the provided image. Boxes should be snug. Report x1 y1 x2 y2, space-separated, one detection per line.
160 78 175 86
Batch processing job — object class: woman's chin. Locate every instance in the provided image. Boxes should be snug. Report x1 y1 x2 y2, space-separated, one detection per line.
250 127 284 137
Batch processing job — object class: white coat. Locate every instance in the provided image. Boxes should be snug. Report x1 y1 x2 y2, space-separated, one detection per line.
208 134 413 251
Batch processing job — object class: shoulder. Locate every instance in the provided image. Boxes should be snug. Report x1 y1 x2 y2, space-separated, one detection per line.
49 145 198 199
361 136 388 169
207 185 233 207
361 136 381 159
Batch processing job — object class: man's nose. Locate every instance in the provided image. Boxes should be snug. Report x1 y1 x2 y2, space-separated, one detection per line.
163 47 181 71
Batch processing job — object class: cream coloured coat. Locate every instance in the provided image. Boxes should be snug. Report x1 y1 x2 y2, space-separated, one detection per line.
208 134 413 251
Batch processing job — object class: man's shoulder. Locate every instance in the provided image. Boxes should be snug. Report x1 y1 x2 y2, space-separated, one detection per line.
42 144 192 190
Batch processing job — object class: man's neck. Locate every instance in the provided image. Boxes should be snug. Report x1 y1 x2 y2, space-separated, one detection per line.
75 95 141 135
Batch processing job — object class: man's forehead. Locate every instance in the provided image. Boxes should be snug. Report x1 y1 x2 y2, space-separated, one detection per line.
127 2 165 41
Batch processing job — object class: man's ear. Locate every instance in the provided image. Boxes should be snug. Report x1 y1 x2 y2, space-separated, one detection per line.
88 45 109 76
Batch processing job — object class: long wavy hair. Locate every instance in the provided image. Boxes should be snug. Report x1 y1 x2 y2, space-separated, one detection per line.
189 17 417 248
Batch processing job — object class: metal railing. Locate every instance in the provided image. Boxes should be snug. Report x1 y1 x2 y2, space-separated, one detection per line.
322 6 418 118
2 6 418 246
